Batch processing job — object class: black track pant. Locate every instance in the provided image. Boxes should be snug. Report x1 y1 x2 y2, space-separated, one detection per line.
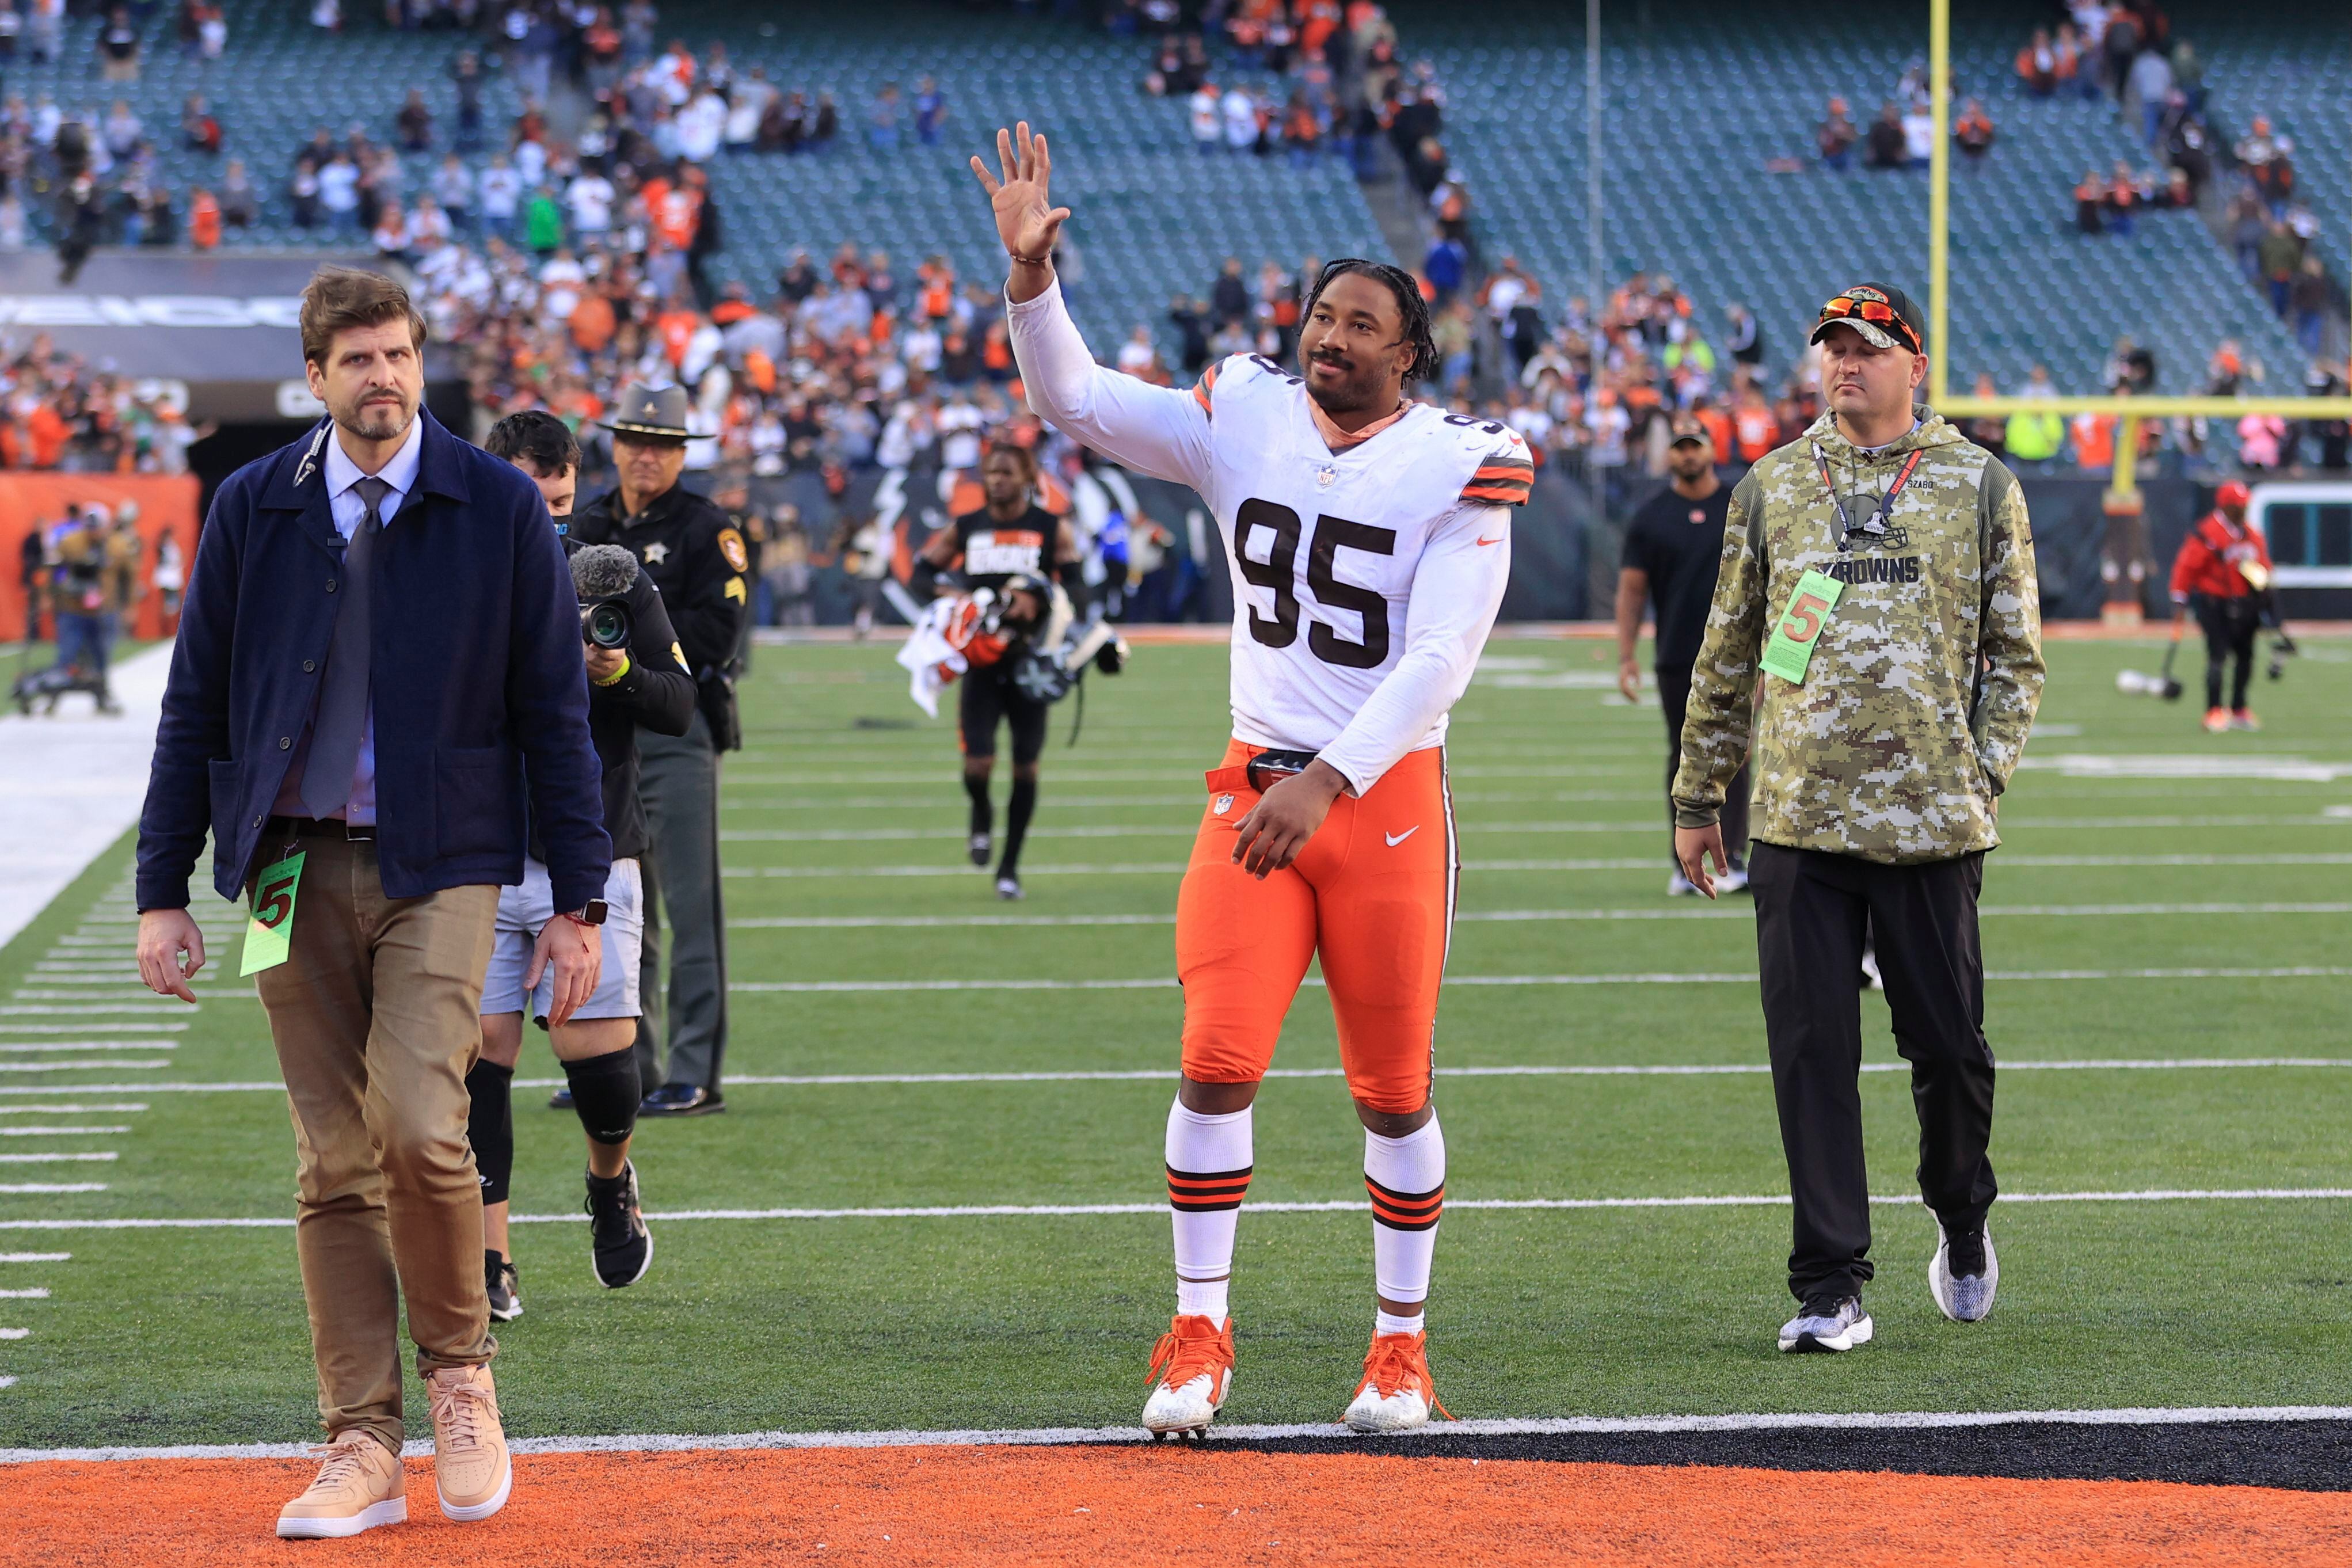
1655 667 1748 865
1748 842 1997 1304
2194 595 2260 712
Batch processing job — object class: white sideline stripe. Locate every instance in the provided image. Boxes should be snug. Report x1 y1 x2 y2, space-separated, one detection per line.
0 1062 172 1074
728 966 2352 993
0 1023 187 1034
0 1330 26 1339
0 1377 19 1390
0 1105 144 1114
0 1152 116 1164
0 1254 70 1262
0 1289 49 1299
731 902 2352 931
0 1185 105 1193
0 1042 176 1053
8 1403 2352 1463
6 1188 2349 1231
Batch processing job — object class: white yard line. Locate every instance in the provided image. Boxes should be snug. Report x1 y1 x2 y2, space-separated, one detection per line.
0 1023 186 1034
0 1062 173 1074
0 1153 118 1164
0 1128 131 1137
5 1056 2347 1098
0 1185 105 1194
0 1043 176 1053
7 1402 2351 1463
718 817 2352 846
5 1187 2346 1232
728 851 2352 880
728 966 2352 993
0 1289 48 1299
0 1105 145 1114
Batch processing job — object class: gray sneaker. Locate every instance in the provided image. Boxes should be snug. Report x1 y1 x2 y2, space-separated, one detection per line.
1929 1221 1999 1323
1779 1293 1873 1353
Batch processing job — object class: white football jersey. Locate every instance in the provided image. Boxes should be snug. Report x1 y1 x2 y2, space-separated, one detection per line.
1007 283 1526 791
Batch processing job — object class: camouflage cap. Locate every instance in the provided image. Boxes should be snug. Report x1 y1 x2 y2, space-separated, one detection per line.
1668 413 1712 448
1809 283 1926 355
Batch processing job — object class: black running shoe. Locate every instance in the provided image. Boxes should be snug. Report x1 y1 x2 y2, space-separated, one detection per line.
485 1250 523 1322
584 1161 653 1288
639 1082 723 1116
968 831 991 866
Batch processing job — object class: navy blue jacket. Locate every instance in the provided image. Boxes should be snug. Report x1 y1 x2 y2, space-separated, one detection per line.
136 411 612 915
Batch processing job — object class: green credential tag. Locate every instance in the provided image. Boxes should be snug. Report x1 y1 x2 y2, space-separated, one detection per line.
1759 569 1845 685
240 850 306 976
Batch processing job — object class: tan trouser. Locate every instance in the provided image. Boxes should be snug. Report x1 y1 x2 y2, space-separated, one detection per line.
252 834 500 1452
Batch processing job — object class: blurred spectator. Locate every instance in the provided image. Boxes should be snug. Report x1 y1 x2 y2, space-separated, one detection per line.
2125 42 2172 146
913 75 947 146
1817 96 1856 170
1900 101 1934 169
1865 103 1905 170
2257 220 2302 317
397 89 432 153
219 158 256 226
188 185 219 249
1188 78 1220 154
1955 100 1994 166
181 94 221 155
2075 169 2107 234
96 5 139 82
2017 29 2056 96
2290 256 2331 355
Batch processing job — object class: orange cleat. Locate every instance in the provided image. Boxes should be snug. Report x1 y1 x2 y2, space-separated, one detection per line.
1141 1314 1234 1438
2202 707 2231 733
1343 1329 1453 1434
2229 708 2261 731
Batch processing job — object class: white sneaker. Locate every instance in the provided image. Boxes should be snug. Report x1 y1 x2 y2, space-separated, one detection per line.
1779 1294 1874 1353
1667 871 1698 896
1928 1221 1999 1323
1859 946 1883 991
995 874 1023 901
1141 1315 1234 1437
1716 864 1750 894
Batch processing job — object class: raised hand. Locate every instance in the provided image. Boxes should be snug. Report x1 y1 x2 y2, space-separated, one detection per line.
969 121 1071 269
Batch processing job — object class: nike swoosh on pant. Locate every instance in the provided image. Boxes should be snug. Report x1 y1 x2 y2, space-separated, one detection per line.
1386 827 1419 847
1475 536 1505 546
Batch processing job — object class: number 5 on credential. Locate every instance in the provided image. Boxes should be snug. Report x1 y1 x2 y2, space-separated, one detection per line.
241 850 306 976
1760 569 1845 685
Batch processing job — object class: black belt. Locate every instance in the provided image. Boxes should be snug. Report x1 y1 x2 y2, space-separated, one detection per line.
267 814 376 842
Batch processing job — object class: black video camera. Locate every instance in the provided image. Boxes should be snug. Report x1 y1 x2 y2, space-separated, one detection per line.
570 543 640 650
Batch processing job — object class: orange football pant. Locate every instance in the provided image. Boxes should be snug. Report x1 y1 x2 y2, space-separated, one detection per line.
1175 740 1457 1114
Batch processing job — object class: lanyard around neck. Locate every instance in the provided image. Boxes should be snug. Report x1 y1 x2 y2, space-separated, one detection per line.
1812 442 1922 550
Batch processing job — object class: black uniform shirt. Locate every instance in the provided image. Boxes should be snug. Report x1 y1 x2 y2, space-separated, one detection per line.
951 504 1066 593
568 480 750 676
1621 482 1733 678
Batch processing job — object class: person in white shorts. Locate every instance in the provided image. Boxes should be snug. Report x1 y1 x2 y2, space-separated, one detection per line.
467 411 697 1315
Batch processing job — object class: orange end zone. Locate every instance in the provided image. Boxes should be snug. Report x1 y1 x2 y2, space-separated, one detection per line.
7 1447 2352 1566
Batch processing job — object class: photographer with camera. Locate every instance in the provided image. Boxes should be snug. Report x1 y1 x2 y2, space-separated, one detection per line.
568 385 751 1117
467 411 695 1318
915 442 1088 900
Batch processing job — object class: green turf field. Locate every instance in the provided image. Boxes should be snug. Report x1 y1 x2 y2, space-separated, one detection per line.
2 631 2348 1449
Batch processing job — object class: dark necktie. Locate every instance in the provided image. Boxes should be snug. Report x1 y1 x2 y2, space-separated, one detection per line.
299 475 390 819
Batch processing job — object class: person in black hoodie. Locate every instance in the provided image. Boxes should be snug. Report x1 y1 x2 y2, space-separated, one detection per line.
467 411 694 1320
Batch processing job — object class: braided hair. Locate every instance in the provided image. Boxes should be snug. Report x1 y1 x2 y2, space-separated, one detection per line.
1303 258 1443 386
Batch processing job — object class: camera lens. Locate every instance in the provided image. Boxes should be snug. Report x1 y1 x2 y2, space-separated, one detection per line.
582 597 632 649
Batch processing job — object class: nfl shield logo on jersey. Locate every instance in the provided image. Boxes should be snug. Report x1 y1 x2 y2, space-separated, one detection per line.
1213 794 1235 816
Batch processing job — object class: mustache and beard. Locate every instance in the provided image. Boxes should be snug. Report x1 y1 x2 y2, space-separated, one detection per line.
335 388 416 444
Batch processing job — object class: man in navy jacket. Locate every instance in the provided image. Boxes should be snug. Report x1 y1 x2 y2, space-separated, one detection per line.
132 267 608 1540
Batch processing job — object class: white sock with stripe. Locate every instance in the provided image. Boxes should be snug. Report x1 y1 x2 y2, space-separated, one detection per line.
1365 1113 1445 1335
1164 1099 1252 1325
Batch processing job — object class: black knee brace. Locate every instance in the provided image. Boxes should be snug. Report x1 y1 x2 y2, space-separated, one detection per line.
564 1049 641 1147
464 1059 515 1207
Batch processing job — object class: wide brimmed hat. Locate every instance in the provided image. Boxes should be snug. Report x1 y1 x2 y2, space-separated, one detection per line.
600 383 691 442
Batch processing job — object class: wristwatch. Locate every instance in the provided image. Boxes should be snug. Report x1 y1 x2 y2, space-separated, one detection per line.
562 901 609 927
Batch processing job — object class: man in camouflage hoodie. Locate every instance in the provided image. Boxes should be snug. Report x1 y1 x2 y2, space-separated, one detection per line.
1671 283 2043 1355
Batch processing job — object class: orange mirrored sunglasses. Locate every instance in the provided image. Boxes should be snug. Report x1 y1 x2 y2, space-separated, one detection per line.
1816 295 1922 353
